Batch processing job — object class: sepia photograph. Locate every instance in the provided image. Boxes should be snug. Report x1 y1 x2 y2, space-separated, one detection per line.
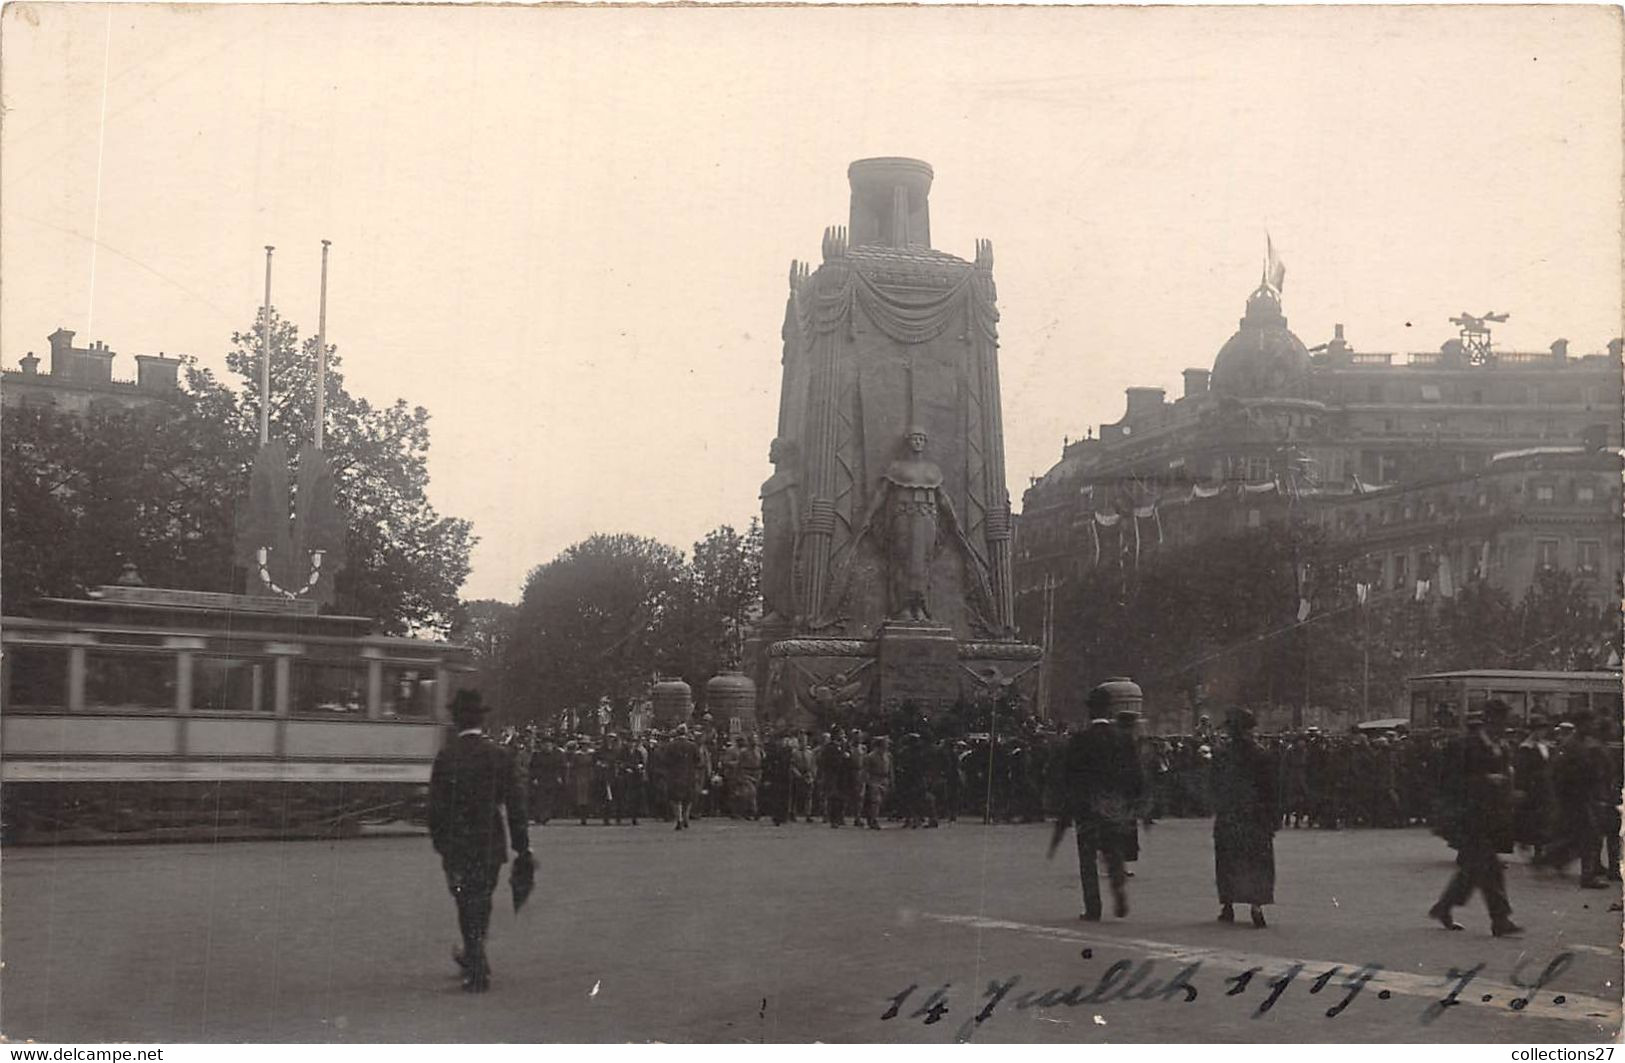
0 1 1621 1047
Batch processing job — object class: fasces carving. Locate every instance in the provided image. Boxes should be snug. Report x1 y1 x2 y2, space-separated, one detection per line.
759 437 800 624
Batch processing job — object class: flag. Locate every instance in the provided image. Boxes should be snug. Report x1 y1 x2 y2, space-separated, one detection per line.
1266 234 1286 292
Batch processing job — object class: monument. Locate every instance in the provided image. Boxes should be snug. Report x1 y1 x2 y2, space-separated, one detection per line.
750 158 1041 729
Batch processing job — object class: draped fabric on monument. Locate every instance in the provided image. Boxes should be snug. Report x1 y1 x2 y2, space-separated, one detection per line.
784 247 1007 640
748 159 1038 728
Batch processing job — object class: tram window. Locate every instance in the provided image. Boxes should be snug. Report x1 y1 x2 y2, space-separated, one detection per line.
6 646 68 709
1529 690 1561 725
380 666 435 718
84 650 177 711
290 661 367 715
1489 691 1527 721
192 656 269 713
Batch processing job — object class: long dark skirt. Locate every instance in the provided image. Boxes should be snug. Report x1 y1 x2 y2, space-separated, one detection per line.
1214 815 1276 906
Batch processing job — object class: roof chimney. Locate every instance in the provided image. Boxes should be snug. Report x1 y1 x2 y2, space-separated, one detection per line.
1124 386 1166 420
1182 368 1210 399
848 158 933 249
19 351 39 376
136 353 181 391
1550 338 1569 363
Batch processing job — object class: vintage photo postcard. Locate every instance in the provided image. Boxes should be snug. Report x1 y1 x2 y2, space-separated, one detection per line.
1 1 1620 1048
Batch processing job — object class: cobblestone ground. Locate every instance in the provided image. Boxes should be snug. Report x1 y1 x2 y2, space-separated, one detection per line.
2 818 1619 1043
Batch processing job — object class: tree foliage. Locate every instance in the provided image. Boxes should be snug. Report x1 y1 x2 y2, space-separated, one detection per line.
496 523 762 727
1022 520 1619 727
2 308 474 635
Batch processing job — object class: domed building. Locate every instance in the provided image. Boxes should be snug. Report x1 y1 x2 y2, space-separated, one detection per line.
1013 263 1622 728
1210 280 1312 400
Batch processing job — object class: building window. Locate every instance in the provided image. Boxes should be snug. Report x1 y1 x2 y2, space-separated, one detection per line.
84 650 177 711
191 656 271 713
1245 457 1270 482
1577 483 1596 504
1368 384 1383 403
1420 384 1441 402
1471 389 1484 405
5 645 68 709
1578 540 1601 576
1392 554 1409 589
1247 508 1262 528
1533 483 1555 503
1536 539 1560 570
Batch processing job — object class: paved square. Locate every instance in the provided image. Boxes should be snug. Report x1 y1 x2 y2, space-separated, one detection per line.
2 819 1619 1042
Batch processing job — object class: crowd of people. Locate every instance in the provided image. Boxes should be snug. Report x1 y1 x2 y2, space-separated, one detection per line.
433 690 1622 992
491 711 1623 853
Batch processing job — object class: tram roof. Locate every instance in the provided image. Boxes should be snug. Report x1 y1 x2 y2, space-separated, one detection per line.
1408 669 1622 684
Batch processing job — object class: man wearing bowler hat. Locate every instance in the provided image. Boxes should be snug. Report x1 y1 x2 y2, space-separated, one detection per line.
1429 699 1521 936
429 689 531 991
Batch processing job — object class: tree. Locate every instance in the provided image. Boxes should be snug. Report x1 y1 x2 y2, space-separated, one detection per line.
1511 568 1612 670
502 533 689 729
215 311 474 634
665 522 763 689
2 385 243 599
495 523 765 728
449 598 518 709
1 309 474 636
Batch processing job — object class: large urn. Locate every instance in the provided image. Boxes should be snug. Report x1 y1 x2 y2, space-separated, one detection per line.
705 671 758 735
1090 677 1144 718
650 677 694 728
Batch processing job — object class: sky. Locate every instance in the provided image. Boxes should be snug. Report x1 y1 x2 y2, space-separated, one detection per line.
3 3 1620 603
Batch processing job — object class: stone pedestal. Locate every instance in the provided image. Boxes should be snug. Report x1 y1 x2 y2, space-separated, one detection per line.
877 621 961 711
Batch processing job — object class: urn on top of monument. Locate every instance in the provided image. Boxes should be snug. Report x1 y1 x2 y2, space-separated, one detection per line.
848 157 934 249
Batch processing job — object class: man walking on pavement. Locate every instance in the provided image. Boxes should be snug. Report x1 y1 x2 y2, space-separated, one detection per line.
1429 699 1522 937
1065 686 1145 921
428 691 532 992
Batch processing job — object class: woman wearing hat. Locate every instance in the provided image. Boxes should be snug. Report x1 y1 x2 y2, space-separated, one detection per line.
1211 707 1278 928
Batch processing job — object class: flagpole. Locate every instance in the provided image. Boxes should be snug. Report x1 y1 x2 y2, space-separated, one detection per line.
260 246 275 447
315 239 330 451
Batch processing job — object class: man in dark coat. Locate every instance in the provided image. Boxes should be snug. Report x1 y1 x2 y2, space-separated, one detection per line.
665 724 701 830
428 691 531 991
1539 715 1611 888
1512 715 1553 855
529 735 564 825
818 730 853 827
1429 700 1521 936
1065 691 1145 921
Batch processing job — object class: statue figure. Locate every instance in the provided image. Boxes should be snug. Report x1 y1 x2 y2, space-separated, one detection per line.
879 426 945 622
759 438 800 624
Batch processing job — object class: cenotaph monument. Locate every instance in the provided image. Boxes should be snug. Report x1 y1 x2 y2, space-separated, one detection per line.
749 158 1041 728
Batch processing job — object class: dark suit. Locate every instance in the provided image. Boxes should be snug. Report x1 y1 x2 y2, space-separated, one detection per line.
1066 721 1144 918
1436 729 1515 924
429 729 530 973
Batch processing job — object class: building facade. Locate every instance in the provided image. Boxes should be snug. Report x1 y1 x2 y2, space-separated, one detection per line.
3 328 181 414
1015 276 1622 724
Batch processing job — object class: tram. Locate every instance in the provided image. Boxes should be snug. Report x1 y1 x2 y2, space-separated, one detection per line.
1405 669 1623 730
0 581 472 844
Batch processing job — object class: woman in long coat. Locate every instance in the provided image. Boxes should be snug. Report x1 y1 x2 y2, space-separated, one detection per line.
1212 708 1279 927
